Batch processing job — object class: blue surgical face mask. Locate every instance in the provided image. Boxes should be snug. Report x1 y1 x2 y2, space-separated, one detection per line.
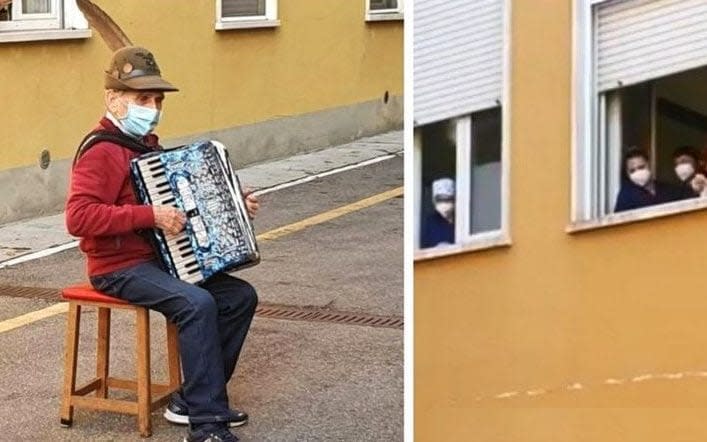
119 102 161 138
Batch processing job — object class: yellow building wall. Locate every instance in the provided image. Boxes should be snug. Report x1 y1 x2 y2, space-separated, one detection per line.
0 0 402 170
415 1 707 441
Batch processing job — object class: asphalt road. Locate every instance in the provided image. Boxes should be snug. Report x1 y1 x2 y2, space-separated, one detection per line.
0 156 403 441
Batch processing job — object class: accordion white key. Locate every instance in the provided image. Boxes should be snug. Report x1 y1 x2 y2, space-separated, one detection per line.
130 140 260 284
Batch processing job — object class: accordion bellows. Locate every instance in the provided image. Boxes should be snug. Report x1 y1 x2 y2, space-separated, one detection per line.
130 140 260 284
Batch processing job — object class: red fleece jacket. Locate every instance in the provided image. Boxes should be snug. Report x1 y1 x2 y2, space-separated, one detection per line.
66 118 159 276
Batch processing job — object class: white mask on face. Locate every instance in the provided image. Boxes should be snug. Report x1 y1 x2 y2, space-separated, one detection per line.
629 168 652 187
435 202 454 220
675 163 695 182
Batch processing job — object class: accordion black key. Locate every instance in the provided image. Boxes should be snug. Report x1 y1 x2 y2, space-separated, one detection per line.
130 140 260 284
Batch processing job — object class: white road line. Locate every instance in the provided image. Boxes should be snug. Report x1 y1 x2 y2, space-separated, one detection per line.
0 241 80 270
0 152 401 269
255 153 399 195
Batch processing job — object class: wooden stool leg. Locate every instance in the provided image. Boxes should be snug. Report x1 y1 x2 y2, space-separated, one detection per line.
166 321 181 390
96 307 111 398
136 308 152 438
60 303 81 427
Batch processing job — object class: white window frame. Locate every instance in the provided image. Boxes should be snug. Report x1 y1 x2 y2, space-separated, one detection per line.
569 0 707 233
365 0 403 22
215 0 279 30
414 110 511 261
0 0 90 43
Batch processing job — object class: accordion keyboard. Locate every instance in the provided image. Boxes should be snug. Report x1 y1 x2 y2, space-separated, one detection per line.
131 141 260 284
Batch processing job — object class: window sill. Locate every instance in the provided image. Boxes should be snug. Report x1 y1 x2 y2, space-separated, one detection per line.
365 12 404 22
215 19 280 30
414 232 511 262
0 28 91 43
567 197 707 233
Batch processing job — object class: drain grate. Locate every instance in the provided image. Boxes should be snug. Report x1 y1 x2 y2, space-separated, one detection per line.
255 304 403 329
0 285 60 301
0 285 403 330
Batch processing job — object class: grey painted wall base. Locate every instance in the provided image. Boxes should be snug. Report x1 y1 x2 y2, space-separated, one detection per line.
0 96 403 225
0 160 72 227
166 95 403 166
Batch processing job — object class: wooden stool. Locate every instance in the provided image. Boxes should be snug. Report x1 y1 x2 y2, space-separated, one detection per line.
59 284 181 437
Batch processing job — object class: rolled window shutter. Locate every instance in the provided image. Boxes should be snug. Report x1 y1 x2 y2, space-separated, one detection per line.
414 0 504 126
222 0 265 17
370 0 398 10
597 0 707 92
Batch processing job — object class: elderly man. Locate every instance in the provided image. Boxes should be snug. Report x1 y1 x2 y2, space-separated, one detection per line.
420 177 455 248
66 46 257 442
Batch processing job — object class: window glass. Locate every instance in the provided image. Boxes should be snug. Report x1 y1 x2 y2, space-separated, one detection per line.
470 107 502 234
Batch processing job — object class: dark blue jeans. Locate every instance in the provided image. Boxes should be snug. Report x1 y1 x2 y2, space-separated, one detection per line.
90 260 257 425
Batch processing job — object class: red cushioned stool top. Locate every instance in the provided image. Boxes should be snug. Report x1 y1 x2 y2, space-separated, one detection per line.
61 284 128 304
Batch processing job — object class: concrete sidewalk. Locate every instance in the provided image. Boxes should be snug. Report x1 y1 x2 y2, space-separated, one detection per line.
0 130 402 265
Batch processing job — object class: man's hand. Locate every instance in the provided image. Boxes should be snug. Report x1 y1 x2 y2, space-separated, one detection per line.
0 1 11 8
243 188 259 219
153 205 186 235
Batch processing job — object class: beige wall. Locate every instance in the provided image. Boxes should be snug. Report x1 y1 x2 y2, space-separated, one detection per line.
0 0 402 223
415 1 707 440
0 0 403 170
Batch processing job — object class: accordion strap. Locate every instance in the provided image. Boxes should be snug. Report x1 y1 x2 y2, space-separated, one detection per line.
72 130 154 167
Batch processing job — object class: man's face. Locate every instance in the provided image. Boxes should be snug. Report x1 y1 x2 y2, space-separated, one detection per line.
106 90 165 119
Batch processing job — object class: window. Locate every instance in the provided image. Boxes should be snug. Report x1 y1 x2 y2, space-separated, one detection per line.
0 0 59 30
366 0 403 22
414 0 509 259
470 108 503 235
414 107 507 256
572 0 707 228
0 0 89 42
216 0 279 30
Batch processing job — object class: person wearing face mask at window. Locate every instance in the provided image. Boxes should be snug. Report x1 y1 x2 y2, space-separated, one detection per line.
421 177 455 248
672 145 707 198
614 148 681 213
65 46 258 442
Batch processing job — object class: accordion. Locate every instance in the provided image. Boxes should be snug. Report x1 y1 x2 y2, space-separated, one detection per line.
130 140 260 284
